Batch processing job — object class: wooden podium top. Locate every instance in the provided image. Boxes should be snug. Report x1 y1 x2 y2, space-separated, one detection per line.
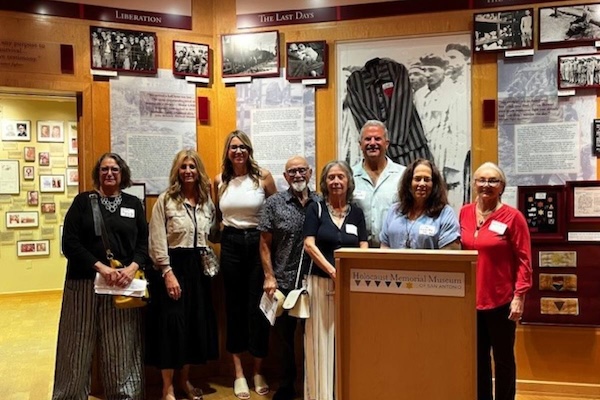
335 248 478 262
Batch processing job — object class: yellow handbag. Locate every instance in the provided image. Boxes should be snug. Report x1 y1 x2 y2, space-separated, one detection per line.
110 258 149 309
90 193 149 309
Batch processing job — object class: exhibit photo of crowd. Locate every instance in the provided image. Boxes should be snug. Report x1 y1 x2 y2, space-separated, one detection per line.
173 41 210 78
559 53 600 89
90 26 157 73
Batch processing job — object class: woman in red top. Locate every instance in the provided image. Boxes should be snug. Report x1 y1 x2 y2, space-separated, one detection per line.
459 162 532 400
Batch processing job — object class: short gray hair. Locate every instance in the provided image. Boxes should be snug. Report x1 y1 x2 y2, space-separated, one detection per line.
360 120 388 140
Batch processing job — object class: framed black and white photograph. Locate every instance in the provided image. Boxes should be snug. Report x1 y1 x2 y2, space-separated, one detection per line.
221 31 279 78
540 4 600 45
6 211 39 228
558 53 600 90
90 26 158 74
123 182 146 209
1 120 30 141
37 121 64 143
17 240 50 257
286 41 327 81
40 174 65 193
67 121 78 154
173 41 210 78
0 159 20 194
337 34 472 213
473 8 534 52
24 146 35 162
23 166 34 180
66 168 79 186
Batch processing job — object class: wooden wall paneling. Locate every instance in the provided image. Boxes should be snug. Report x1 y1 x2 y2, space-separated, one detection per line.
471 52 499 172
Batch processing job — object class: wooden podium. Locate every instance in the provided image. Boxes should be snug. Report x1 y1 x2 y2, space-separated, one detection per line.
334 249 477 400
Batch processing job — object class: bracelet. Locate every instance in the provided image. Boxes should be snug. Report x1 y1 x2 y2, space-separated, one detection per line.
161 267 173 278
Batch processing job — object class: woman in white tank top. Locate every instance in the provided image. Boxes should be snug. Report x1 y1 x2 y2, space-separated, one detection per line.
213 130 276 400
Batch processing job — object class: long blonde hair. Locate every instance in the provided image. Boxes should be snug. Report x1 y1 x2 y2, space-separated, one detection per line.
219 130 261 196
167 149 211 205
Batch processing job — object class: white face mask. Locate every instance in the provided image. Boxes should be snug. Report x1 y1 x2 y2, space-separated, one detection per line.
291 181 307 193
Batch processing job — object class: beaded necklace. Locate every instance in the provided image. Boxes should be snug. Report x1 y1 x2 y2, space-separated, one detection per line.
100 194 122 213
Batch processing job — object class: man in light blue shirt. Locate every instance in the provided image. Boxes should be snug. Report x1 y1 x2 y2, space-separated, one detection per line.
352 120 406 247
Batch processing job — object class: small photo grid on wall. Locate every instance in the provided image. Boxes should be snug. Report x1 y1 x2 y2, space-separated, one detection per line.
37 121 64 143
1 120 31 141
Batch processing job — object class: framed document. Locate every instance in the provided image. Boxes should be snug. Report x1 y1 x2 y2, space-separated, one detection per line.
518 185 565 242
567 180 600 223
0 159 20 194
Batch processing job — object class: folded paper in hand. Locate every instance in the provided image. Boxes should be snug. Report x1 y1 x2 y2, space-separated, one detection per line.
94 273 147 297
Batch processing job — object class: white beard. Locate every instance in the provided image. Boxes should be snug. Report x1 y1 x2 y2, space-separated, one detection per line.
291 181 307 193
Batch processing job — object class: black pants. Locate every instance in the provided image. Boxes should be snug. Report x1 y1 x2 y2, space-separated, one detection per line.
477 303 516 400
220 227 270 357
274 303 300 389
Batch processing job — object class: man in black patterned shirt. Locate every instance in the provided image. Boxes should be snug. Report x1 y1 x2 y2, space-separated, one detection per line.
258 155 320 400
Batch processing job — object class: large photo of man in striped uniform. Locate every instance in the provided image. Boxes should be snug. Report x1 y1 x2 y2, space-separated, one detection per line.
337 34 472 210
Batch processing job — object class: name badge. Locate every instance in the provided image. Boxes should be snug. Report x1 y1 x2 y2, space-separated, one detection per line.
419 224 436 236
489 220 507 235
353 190 366 200
346 224 358 236
120 207 135 218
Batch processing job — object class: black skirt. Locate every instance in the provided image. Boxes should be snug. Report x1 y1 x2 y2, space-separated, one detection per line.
145 248 219 369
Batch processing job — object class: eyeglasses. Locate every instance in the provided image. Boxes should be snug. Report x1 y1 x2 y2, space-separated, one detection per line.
100 166 120 173
475 178 501 187
286 167 308 176
229 144 248 152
